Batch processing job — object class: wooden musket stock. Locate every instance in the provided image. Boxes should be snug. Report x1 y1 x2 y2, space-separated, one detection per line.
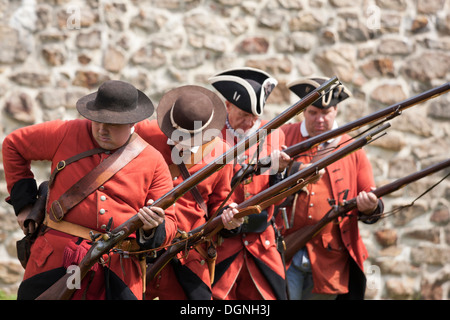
24 181 49 234
147 123 390 281
35 77 340 300
283 158 450 262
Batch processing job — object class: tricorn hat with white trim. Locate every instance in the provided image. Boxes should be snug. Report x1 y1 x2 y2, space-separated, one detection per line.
208 67 278 116
287 77 351 108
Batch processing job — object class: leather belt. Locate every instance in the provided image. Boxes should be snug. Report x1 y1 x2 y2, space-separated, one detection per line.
45 214 140 252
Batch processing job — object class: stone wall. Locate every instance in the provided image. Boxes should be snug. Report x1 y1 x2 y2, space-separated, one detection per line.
0 0 449 299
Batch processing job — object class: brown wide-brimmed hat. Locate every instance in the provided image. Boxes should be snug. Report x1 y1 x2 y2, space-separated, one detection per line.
157 85 227 147
76 80 154 124
288 77 352 109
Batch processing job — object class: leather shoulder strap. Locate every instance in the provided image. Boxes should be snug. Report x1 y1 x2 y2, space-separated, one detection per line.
48 148 106 187
178 161 209 217
168 137 221 218
49 133 147 222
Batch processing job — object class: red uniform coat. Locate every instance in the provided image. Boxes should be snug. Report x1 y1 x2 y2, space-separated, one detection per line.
280 122 377 295
212 121 287 300
2 119 176 300
135 119 233 299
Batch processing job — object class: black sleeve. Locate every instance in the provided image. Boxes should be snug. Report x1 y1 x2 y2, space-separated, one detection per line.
269 172 283 187
360 199 384 224
7 178 38 216
136 221 167 250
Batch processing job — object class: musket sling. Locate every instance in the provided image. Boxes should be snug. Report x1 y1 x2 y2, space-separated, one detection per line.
169 138 220 284
48 133 147 223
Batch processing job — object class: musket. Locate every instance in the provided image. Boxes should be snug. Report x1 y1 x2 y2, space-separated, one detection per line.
283 158 450 262
232 82 450 186
35 76 340 300
147 123 390 282
16 181 49 269
24 181 49 235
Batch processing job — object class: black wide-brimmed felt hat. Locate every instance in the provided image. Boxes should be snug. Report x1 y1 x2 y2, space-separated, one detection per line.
208 67 277 116
76 80 154 124
157 85 227 147
288 77 352 108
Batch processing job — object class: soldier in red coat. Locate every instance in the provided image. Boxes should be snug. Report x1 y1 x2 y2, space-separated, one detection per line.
279 77 383 300
208 67 291 300
135 85 242 300
2 80 177 300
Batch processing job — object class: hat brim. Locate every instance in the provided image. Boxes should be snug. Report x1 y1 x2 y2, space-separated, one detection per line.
209 75 258 115
76 89 154 124
157 85 227 147
209 67 277 116
211 67 273 85
287 77 351 108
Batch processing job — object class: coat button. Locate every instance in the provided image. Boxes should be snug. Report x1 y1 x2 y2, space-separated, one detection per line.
265 240 270 246
100 195 106 201
244 240 249 246
99 208 106 215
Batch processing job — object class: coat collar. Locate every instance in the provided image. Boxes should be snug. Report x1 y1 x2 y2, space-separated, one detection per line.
300 120 338 144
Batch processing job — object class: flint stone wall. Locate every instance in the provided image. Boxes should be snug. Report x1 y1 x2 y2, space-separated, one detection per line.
0 0 449 299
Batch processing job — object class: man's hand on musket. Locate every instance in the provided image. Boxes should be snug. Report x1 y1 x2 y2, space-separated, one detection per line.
221 202 244 230
138 199 165 234
357 187 379 215
269 145 291 174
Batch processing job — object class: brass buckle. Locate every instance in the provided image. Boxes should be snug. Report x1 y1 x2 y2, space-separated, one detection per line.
57 160 66 171
50 200 64 222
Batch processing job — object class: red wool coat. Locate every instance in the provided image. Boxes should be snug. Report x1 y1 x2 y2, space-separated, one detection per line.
135 119 234 299
2 119 176 299
280 122 377 295
212 121 287 300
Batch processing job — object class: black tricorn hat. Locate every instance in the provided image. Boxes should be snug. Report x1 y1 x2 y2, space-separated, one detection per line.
288 77 351 108
208 67 277 116
157 85 227 147
76 80 154 124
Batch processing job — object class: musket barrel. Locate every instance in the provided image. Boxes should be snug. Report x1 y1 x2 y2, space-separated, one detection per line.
283 82 450 159
372 158 450 199
284 157 450 261
238 82 449 178
240 123 390 209
36 76 341 300
104 77 340 248
148 123 390 281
